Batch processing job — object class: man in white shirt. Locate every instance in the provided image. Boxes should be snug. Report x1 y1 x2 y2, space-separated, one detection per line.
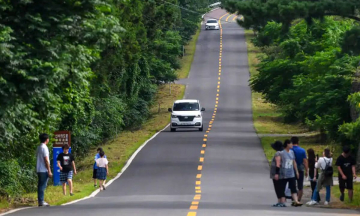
36 133 53 207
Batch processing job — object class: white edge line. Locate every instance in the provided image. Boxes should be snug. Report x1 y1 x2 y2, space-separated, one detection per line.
0 123 171 216
62 123 171 206
0 207 33 216
0 7 204 215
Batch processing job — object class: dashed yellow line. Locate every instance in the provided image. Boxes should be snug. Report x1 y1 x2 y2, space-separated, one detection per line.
232 15 238 21
225 14 233 22
187 12 226 216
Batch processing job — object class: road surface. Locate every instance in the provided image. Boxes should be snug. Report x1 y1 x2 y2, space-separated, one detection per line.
5 8 359 216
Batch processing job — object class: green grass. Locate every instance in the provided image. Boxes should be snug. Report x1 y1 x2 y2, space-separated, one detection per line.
18 84 185 207
332 183 360 209
177 28 201 79
0 23 203 211
245 30 309 135
244 30 360 209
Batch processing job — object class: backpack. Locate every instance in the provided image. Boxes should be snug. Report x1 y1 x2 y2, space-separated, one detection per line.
323 158 333 177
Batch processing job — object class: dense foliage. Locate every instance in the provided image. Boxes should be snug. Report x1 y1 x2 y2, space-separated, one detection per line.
0 0 218 197
222 0 360 155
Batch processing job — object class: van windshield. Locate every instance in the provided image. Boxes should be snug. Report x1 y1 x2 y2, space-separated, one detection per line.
207 20 217 23
173 102 199 111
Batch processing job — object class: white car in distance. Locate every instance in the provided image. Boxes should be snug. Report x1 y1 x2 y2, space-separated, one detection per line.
168 99 205 132
205 19 220 30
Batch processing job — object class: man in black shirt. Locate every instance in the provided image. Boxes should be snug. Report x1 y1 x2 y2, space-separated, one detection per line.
57 144 77 196
335 146 357 202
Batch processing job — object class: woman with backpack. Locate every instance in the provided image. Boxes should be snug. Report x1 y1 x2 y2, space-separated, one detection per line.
306 148 333 206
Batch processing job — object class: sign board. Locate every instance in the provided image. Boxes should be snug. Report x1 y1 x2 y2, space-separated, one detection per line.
53 131 71 186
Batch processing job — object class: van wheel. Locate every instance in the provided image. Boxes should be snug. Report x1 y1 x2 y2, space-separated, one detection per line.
199 126 203 131
171 128 176 132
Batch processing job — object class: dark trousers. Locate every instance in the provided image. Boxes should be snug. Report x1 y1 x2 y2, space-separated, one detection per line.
273 179 284 199
37 172 49 203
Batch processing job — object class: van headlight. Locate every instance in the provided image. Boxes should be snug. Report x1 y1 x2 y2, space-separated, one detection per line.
171 115 177 118
195 115 201 118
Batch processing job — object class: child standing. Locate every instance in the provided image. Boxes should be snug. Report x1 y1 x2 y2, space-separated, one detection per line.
96 150 109 191
93 147 107 187
57 144 77 196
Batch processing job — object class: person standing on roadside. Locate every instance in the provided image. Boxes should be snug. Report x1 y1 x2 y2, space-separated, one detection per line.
307 148 320 202
96 150 109 191
280 139 302 206
291 136 308 202
270 141 286 207
307 148 333 206
336 146 357 202
36 133 52 207
57 144 77 196
93 147 107 187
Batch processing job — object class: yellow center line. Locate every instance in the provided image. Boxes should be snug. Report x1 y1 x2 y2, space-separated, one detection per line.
187 13 225 216
232 15 238 21
225 14 233 22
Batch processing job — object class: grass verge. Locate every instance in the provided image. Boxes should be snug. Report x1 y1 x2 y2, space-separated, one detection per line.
177 28 201 79
245 30 358 209
19 84 185 207
245 30 308 135
332 183 360 208
0 23 202 213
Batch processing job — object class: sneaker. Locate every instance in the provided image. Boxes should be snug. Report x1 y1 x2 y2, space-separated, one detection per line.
70 193 74 196
94 184 97 187
324 201 329 205
306 200 318 206
272 203 286 207
38 202 50 207
340 194 344 202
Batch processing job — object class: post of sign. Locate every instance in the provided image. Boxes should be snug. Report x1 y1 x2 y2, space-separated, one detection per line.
53 131 71 186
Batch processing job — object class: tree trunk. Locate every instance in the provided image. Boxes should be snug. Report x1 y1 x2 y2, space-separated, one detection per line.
350 71 360 170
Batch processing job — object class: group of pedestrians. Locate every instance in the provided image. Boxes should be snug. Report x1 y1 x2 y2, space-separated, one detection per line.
270 136 357 207
35 133 109 207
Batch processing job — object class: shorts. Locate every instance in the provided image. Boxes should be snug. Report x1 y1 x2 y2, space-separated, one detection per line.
96 167 107 180
339 176 353 190
60 171 73 183
296 171 304 191
281 178 297 194
93 168 97 179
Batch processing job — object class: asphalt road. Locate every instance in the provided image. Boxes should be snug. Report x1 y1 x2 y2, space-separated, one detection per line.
4 9 359 216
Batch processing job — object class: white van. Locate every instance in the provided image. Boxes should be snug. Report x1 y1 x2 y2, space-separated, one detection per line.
168 99 205 132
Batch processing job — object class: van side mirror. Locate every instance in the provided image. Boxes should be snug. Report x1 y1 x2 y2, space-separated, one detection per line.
168 108 172 112
201 108 205 111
